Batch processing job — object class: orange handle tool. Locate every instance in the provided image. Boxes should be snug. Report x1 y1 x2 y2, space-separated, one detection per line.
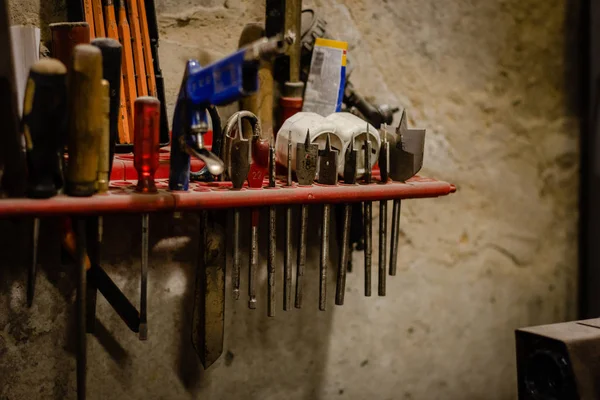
117 0 137 141
137 0 156 97
103 0 130 143
127 0 148 96
91 0 105 37
83 0 96 39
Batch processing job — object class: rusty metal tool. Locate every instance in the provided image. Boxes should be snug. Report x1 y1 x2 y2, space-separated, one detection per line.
20 59 68 305
280 0 303 126
134 96 160 340
283 131 293 310
101 0 130 143
192 210 226 369
317 134 338 310
336 138 357 305
295 129 318 308
387 111 426 276
363 131 373 296
118 0 136 138
267 141 277 316
126 0 148 96
66 44 103 197
225 113 251 301
137 0 156 96
378 129 390 296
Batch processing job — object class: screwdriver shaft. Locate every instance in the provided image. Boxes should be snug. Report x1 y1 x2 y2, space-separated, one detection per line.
75 217 87 400
248 208 258 309
364 201 372 296
295 203 308 308
232 209 241 300
139 213 149 340
28 218 40 307
268 205 276 316
389 199 401 276
336 203 351 305
378 200 387 296
320 204 331 311
284 205 293 310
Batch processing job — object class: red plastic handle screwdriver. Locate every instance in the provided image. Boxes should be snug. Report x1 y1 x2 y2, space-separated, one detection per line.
134 96 160 193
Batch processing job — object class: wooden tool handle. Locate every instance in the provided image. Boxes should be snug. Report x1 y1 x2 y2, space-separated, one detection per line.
127 0 148 96
137 0 157 97
66 44 103 197
82 0 96 39
91 0 105 37
49 22 91 71
118 0 136 141
97 80 110 192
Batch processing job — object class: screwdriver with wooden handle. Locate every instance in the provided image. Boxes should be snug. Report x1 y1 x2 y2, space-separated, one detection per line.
102 0 131 143
66 44 103 197
118 0 136 138
133 96 160 340
21 59 68 306
66 44 103 400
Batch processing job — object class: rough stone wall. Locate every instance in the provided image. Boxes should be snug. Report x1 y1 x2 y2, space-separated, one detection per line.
0 0 579 399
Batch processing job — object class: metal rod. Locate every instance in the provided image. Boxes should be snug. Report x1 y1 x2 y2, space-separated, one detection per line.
295 203 308 308
268 204 276 317
248 209 258 309
320 204 331 311
139 213 149 340
378 200 387 296
336 203 351 305
75 217 87 400
364 201 372 296
389 199 401 276
284 205 293 310
232 208 241 300
27 217 40 307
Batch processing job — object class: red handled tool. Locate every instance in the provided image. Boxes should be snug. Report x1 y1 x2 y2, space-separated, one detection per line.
133 96 160 340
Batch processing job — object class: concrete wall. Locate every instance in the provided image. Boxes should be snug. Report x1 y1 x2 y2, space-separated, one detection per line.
0 0 580 399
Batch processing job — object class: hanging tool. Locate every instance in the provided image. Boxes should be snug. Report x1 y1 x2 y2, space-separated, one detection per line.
295 129 318 308
387 111 426 275
267 141 277 316
137 0 157 96
134 96 160 340
248 138 267 310
317 134 338 311
336 138 357 305
363 132 373 296
74 217 88 400
169 33 291 191
126 0 148 96
224 112 251 301
101 0 130 143
0 3 26 197
378 129 390 296
21 59 68 307
283 131 293 310
66 44 103 197
118 0 136 137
